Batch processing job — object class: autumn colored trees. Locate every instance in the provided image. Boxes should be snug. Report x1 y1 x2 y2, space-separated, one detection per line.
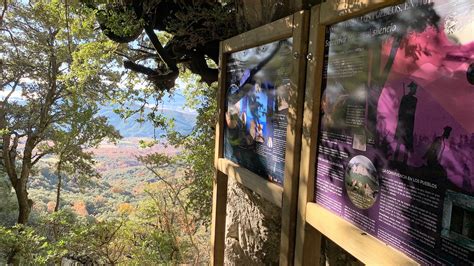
0 0 218 264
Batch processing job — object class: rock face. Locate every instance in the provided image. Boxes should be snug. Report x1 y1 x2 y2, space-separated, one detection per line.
224 178 281 265
223 178 361 265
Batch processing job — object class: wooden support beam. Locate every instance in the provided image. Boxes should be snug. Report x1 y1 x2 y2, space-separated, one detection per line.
210 171 228 266
222 15 294 54
306 203 418 265
210 40 229 266
217 158 284 207
279 10 310 266
294 4 326 266
320 0 404 25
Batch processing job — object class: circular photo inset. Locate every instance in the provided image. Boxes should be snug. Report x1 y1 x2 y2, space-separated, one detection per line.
345 155 379 209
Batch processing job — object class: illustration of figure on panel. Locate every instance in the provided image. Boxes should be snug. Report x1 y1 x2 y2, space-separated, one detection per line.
423 126 452 168
393 82 418 164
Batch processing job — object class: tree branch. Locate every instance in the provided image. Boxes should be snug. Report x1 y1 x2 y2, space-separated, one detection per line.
0 28 20 55
114 51 134 61
138 44 155 51
187 53 218 85
32 151 51 166
123 60 157 76
0 76 17 90
130 47 157 56
0 0 7 28
123 60 179 87
3 78 20 103
143 25 177 72
4 132 20 187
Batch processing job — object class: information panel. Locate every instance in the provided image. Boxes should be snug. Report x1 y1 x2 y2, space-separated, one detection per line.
314 0 474 264
224 39 293 185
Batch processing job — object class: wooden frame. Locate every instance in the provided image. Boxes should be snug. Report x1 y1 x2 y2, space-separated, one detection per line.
211 11 310 266
294 0 418 265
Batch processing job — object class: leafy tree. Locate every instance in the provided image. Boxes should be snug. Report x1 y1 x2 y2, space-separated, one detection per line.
0 209 131 265
50 103 120 212
0 224 49 264
165 71 217 225
128 158 206 264
90 1 237 91
64 218 130 265
0 0 122 224
0 172 17 226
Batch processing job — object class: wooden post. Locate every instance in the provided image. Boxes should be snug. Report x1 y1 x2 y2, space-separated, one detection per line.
294 4 326 266
210 171 228 266
210 41 229 266
279 10 310 266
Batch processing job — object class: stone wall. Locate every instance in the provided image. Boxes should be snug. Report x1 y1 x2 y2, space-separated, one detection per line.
224 178 281 265
223 178 361 265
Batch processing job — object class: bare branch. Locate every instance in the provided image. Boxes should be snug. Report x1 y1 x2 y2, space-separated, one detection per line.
3 78 20 103
138 44 155 51
0 0 7 28
0 28 20 55
0 77 16 89
123 60 156 76
114 51 134 61
143 25 178 72
32 151 51 166
187 53 218 85
130 48 157 56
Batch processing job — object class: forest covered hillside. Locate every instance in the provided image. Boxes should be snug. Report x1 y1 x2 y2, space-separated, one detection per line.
0 0 218 264
26 139 181 221
98 105 196 138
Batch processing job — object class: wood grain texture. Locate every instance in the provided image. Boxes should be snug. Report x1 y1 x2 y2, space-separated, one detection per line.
210 171 228 266
320 0 404 25
279 10 310 266
306 203 419 265
217 158 284 207
214 43 227 167
222 15 294 54
210 41 229 266
294 4 326 266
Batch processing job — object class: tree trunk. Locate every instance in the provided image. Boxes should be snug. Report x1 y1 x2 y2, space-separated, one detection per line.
6 250 20 266
15 137 36 224
54 163 62 212
14 181 32 224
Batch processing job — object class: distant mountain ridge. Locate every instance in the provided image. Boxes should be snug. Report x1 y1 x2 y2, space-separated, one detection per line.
1 90 196 138
98 104 197 138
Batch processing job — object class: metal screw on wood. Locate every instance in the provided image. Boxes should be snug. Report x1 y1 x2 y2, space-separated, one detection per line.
293 52 300 59
306 53 314 61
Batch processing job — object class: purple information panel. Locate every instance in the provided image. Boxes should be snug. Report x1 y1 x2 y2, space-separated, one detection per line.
314 0 474 264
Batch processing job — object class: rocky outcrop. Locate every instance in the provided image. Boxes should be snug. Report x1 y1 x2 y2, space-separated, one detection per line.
223 179 362 265
224 178 281 265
